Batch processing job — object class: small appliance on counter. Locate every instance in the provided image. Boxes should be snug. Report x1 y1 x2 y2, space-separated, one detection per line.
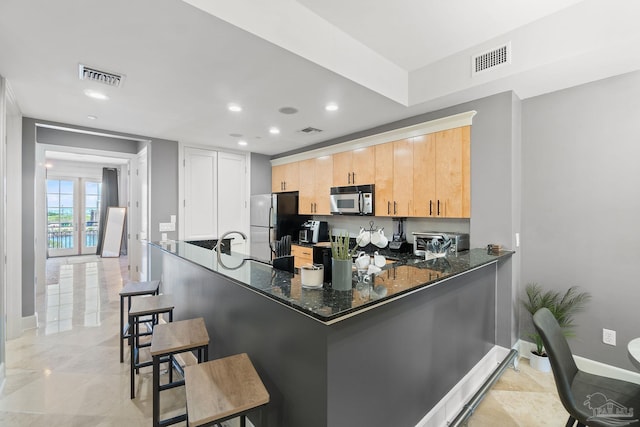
412 231 470 256
388 218 411 253
299 220 329 244
312 242 332 284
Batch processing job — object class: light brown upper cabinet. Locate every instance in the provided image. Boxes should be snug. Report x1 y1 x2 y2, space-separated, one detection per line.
375 139 413 216
332 147 375 186
272 162 299 193
299 156 333 215
413 126 470 218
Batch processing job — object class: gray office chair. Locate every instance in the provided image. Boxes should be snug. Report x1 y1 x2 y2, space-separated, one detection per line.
533 308 640 427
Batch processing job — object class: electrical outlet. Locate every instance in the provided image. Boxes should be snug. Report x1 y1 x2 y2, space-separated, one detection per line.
603 328 616 346
159 222 175 232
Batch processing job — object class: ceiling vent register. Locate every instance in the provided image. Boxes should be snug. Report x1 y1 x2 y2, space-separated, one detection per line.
298 127 323 134
472 42 511 75
79 64 125 87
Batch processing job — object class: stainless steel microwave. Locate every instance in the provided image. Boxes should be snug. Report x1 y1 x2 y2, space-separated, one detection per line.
330 184 374 215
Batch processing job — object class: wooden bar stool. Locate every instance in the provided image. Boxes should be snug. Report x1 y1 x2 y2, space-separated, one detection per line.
184 353 270 427
119 280 160 363
129 294 175 399
150 317 210 427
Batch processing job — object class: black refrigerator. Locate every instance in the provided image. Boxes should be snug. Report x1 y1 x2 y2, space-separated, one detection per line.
249 192 311 260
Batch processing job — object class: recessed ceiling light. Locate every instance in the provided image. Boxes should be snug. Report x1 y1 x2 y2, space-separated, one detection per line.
83 89 109 100
44 162 53 169
87 115 97 120
229 133 243 138
269 127 280 135
325 103 339 112
238 140 248 146
228 104 242 112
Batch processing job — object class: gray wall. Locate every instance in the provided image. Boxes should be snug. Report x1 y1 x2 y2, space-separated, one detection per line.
278 92 520 347
521 70 640 370
250 153 272 195
21 117 179 318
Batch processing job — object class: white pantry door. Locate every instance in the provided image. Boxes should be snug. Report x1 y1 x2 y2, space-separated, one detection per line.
217 151 247 253
184 147 217 240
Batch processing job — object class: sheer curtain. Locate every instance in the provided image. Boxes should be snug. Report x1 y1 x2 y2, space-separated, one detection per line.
96 167 119 255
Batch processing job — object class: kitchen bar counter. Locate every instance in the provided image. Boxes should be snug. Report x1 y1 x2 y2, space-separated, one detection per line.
149 241 513 427
149 240 512 324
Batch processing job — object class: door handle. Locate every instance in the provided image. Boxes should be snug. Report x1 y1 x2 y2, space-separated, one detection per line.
387 201 390 215
437 200 441 216
348 173 351 184
393 201 397 215
429 200 433 216
352 172 355 184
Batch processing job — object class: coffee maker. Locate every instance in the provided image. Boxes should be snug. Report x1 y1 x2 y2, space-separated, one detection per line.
388 218 411 253
299 220 329 244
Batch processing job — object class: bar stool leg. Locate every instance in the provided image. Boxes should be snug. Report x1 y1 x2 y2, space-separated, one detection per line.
120 294 124 363
130 312 135 399
153 354 160 427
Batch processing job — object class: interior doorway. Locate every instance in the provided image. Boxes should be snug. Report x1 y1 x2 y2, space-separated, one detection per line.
46 177 101 257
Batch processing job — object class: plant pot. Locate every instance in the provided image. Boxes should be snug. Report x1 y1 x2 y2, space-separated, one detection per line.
529 350 551 372
331 258 353 291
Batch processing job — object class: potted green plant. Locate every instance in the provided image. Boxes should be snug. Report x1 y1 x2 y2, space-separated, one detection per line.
521 283 591 371
330 229 356 291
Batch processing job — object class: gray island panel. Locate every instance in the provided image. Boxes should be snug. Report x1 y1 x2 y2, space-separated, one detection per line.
149 242 509 426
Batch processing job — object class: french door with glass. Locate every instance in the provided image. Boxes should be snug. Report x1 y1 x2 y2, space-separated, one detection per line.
47 178 101 257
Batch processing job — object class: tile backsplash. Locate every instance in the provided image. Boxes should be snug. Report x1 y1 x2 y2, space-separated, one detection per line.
314 215 470 242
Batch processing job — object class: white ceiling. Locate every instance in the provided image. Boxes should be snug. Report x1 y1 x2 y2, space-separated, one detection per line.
1 0 639 156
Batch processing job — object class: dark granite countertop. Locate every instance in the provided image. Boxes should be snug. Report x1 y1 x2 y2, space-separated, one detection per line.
150 240 513 324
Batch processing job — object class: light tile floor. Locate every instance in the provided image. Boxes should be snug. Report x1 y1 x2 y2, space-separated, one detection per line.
0 255 567 426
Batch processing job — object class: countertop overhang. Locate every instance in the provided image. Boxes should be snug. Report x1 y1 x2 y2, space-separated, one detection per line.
150 240 513 325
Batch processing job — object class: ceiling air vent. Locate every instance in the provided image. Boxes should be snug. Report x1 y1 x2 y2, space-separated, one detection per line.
298 126 323 134
79 64 125 87
472 42 511 76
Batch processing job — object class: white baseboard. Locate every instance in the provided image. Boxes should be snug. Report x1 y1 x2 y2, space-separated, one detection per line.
516 339 640 385
22 313 38 330
415 345 511 427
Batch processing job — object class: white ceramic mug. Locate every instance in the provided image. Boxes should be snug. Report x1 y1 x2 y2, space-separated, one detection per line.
373 251 386 267
357 230 370 247
355 252 370 270
370 229 381 245
375 229 388 248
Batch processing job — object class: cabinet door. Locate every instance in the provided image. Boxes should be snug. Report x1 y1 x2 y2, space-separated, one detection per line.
218 152 248 253
332 151 353 186
272 162 300 193
374 142 394 216
291 244 313 269
298 159 315 214
412 134 436 217
272 164 286 193
283 162 300 192
435 126 470 218
314 156 333 215
351 146 375 185
392 139 413 216
184 147 217 239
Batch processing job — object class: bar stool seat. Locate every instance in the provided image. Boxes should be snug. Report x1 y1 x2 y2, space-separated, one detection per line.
184 353 270 427
119 280 160 363
150 317 210 427
129 294 175 399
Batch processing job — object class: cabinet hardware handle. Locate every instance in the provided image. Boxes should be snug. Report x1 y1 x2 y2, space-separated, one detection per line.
429 200 433 216
394 201 397 215
437 200 441 216
352 172 355 183
348 173 351 184
387 201 390 215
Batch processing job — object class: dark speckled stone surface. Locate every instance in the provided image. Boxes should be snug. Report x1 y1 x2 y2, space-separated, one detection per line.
150 241 513 324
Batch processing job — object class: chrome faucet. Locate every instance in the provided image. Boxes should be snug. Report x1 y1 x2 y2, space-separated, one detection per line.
214 230 248 253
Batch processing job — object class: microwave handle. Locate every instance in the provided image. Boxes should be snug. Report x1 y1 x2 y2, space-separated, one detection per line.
358 191 364 214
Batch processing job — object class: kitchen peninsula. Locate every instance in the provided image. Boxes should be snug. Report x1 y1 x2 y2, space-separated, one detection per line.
149 241 512 427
